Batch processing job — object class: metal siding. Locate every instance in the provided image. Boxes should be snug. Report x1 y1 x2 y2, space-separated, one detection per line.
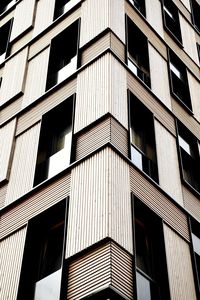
183 186 200 222
164 224 197 300
33 0 55 37
22 47 50 108
0 118 16 182
154 120 183 206
0 227 27 300
10 0 36 41
5 123 41 205
80 0 125 47
149 44 172 110
110 118 129 157
0 173 71 239
75 54 127 133
0 48 28 106
146 0 164 37
0 96 22 125
130 166 190 241
187 72 200 123
110 32 125 63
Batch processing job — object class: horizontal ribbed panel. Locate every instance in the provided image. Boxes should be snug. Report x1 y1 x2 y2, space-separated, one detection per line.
1 226 27 300
66 148 132 258
130 166 189 241
0 118 16 182
67 241 133 299
0 173 71 239
0 183 8 209
110 32 125 62
33 0 55 37
110 118 129 157
127 72 176 136
183 186 200 222
0 97 22 125
5 123 41 205
75 53 127 133
16 79 76 136
164 224 197 300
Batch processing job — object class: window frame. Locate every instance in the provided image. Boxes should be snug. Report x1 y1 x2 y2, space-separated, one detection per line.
0 18 13 65
128 0 146 17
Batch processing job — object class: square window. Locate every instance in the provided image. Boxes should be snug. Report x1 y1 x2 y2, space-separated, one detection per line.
191 0 200 32
0 20 12 64
128 0 146 16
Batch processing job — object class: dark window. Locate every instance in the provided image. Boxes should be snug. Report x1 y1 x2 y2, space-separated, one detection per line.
126 17 151 87
177 121 200 193
34 97 74 186
54 0 74 20
129 0 146 16
0 20 12 64
191 0 200 32
197 43 200 64
162 0 182 43
46 20 79 91
129 93 158 183
133 198 170 300
0 0 15 15
81 287 126 299
191 219 200 296
17 200 68 300
168 49 192 110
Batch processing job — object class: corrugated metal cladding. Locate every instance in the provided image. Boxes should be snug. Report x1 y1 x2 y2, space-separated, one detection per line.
16 79 76 136
0 47 28 106
33 0 55 37
0 96 22 125
66 148 132 258
0 118 16 182
75 53 127 133
130 166 190 241
80 0 125 47
127 72 176 136
67 241 133 299
75 116 128 161
164 224 197 300
0 173 71 239
0 226 27 300
183 186 200 222
4 123 41 206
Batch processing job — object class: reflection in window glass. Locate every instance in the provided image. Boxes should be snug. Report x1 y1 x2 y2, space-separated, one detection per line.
136 272 151 300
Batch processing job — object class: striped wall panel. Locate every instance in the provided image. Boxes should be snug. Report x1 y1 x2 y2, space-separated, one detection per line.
0 173 71 239
5 123 41 206
0 96 22 125
146 0 164 38
0 226 27 300
164 224 197 300
75 53 127 133
67 241 133 299
130 166 190 241
183 186 200 222
66 148 132 258
0 118 16 182
80 0 125 47
11 31 33 56
110 117 129 157
33 0 55 37
110 32 125 63
127 72 176 136
187 72 200 123
0 47 28 106
0 183 8 209
22 47 50 108
16 79 76 136
10 0 36 41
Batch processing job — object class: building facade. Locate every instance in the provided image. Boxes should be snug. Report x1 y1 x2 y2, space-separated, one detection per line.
0 0 200 299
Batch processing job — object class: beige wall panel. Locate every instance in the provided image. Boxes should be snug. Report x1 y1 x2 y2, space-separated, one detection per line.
1 173 70 239
0 47 28 106
10 0 36 41
164 224 197 300
154 120 183 205
0 226 27 300
5 123 41 206
33 0 55 37
127 72 176 136
146 0 164 37
183 186 200 222
66 148 132 258
0 183 8 209
180 15 199 64
0 118 16 182
149 44 172 109
80 0 125 47
0 97 22 125
180 0 191 11
22 47 50 108
16 79 76 135
0 10 14 27
29 8 80 59
11 30 33 55
187 72 200 123
130 166 189 241
75 54 127 133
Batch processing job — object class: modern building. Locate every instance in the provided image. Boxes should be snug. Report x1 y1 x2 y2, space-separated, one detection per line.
0 0 200 299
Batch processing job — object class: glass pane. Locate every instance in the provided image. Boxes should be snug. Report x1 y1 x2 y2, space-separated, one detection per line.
57 56 77 85
136 272 151 300
34 269 62 300
178 136 192 156
192 233 200 256
131 146 143 170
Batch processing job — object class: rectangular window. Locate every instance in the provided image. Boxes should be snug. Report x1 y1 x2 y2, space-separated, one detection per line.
128 0 146 16
168 49 192 110
17 200 68 300
177 121 200 193
0 20 12 64
126 17 151 87
0 0 15 15
191 0 200 32
191 219 200 296
34 97 74 186
132 198 170 300
162 0 182 43
129 93 158 183
46 20 79 91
